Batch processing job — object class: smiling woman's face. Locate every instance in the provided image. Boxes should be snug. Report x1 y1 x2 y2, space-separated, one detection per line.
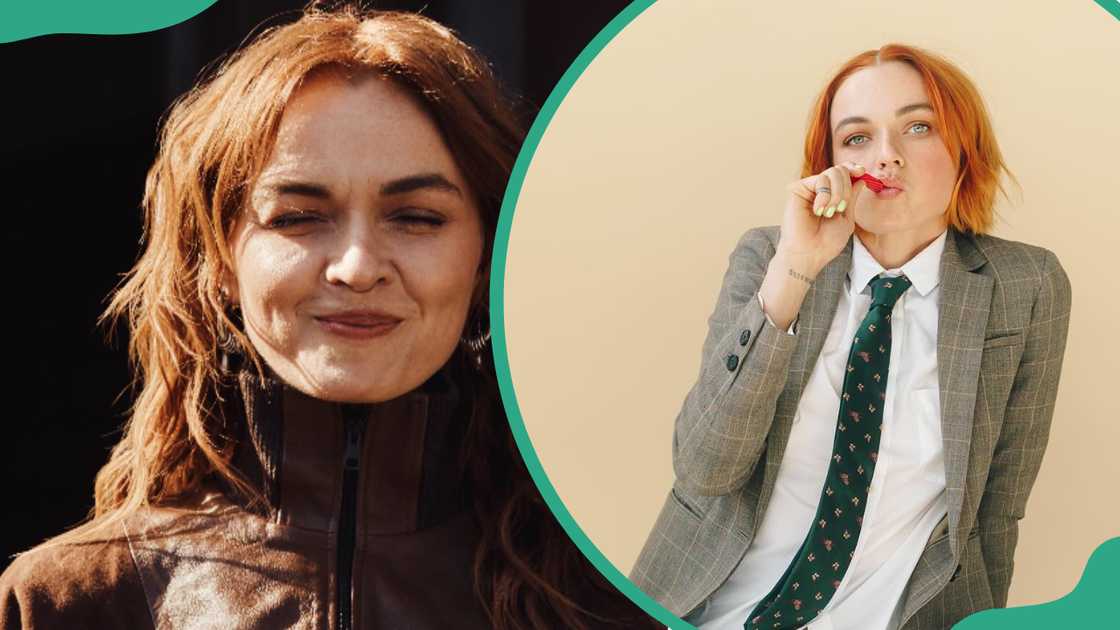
830 60 957 245
227 70 484 403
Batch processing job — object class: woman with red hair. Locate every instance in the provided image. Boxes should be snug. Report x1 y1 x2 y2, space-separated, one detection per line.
633 44 1070 630
0 6 659 629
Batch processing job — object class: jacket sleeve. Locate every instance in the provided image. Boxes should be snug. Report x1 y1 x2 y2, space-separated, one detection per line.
672 227 800 496
975 249 1072 607
0 539 153 630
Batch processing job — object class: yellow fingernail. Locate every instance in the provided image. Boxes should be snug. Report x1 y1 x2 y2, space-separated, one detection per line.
814 205 824 216
838 200 847 212
825 206 836 218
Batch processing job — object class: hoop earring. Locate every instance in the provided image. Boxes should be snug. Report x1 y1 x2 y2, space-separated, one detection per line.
460 307 491 356
219 301 244 374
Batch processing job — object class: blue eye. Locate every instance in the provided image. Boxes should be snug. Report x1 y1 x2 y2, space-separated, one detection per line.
843 122 931 147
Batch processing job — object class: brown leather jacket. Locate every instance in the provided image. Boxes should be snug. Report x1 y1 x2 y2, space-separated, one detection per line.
0 369 657 629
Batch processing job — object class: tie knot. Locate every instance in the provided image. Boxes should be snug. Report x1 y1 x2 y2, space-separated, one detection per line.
867 274 912 310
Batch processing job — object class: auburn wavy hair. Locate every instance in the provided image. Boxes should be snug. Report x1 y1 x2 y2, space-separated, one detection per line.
22 5 636 629
802 43 1018 235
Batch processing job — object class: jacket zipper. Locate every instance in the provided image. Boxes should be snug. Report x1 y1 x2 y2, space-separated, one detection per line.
337 414 365 630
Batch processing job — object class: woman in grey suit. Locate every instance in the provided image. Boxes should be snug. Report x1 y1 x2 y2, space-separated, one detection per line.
631 43 1071 630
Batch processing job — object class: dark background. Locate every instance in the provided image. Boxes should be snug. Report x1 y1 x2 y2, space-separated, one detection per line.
1 0 629 570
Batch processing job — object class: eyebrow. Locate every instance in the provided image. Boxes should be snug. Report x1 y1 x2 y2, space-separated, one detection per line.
380 173 463 198
833 102 934 134
268 181 331 198
264 173 463 200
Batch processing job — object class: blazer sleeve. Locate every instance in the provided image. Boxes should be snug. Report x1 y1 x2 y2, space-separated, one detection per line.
672 227 801 496
975 248 1072 607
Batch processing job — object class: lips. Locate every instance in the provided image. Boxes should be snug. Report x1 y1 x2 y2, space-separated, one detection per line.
314 310 403 339
316 311 402 326
873 186 904 199
876 176 904 191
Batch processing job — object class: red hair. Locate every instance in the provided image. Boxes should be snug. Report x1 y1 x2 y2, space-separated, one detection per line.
802 43 1017 235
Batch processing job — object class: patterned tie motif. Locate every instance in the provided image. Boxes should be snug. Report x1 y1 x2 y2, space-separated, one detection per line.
744 273 913 630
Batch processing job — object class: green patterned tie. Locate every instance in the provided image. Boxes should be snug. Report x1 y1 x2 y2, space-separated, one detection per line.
744 273 912 630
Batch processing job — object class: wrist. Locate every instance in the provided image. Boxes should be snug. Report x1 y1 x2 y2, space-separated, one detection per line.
758 252 812 331
758 292 799 335
771 247 820 285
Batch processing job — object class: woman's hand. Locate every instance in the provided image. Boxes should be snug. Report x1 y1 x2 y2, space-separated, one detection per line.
755 162 867 331
777 162 867 278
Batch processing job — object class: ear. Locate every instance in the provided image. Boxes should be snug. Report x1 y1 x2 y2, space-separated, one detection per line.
221 267 240 307
221 213 251 308
471 263 489 305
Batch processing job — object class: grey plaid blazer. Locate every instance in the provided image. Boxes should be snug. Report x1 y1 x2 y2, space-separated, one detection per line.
630 226 1071 629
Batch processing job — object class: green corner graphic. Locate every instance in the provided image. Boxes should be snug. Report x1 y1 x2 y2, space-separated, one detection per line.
0 0 218 43
955 537 1120 629
1095 0 1120 21
490 1 1120 630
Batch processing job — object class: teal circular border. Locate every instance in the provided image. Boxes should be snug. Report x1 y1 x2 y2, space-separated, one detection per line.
490 1 1120 629
488 0 682 627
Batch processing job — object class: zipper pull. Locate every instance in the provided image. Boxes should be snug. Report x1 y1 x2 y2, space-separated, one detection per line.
343 416 363 471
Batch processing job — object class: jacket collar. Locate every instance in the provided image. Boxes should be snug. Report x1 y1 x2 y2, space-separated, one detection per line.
219 364 470 535
934 228 993 556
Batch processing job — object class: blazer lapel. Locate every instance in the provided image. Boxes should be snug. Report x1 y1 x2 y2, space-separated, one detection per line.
759 238 851 512
936 229 993 557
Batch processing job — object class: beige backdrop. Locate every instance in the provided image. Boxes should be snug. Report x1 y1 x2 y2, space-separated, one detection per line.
504 0 1119 611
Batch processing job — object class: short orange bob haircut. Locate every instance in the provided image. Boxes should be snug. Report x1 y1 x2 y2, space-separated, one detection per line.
800 43 1018 235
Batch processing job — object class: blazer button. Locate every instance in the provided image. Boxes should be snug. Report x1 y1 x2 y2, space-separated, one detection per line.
739 329 751 346
726 354 739 371
950 563 962 582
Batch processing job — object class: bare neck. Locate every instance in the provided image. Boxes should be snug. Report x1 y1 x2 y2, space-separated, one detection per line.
855 221 948 270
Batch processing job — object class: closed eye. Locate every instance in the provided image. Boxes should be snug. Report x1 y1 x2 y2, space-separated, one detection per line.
390 209 447 231
266 210 325 229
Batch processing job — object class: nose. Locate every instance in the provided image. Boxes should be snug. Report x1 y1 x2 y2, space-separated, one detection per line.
324 228 393 292
875 135 906 170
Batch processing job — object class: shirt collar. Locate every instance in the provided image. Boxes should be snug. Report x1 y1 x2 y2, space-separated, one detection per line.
848 229 947 298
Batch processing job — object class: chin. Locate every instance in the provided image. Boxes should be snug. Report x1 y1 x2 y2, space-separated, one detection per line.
271 358 418 403
322 372 419 403
310 383 408 404
855 211 913 236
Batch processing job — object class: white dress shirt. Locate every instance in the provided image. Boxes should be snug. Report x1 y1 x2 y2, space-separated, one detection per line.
693 231 950 630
